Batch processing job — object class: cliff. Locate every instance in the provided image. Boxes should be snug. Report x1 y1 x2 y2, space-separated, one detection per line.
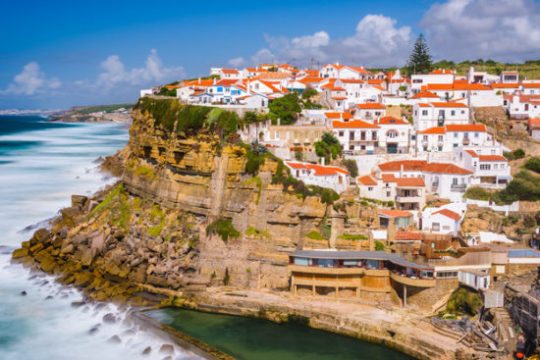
13 98 378 304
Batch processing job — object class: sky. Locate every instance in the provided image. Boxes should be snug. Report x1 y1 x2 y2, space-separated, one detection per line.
1 0 539 109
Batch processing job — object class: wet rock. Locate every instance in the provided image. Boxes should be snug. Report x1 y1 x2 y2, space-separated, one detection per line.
88 324 101 335
107 335 121 344
20 291 27 296
161 357 172 360
71 300 86 308
45 295 53 300
142 346 152 355
103 313 117 324
12 248 29 259
159 344 174 355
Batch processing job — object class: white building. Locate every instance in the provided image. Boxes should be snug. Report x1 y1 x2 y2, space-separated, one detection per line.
505 94 540 119
358 173 426 211
355 103 386 121
413 102 469 131
421 202 466 235
410 70 455 94
285 161 350 193
456 149 511 188
416 123 493 154
377 160 473 201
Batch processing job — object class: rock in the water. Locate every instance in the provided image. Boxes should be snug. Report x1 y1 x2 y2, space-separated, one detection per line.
88 324 100 335
159 344 174 354
102 313 117 324
161 357 172 360
142 346 152 355
107 335 121 344
45 295 53 300
20 291 27 296
71 300 86 308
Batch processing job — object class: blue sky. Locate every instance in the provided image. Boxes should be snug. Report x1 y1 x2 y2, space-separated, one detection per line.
1 0 539 109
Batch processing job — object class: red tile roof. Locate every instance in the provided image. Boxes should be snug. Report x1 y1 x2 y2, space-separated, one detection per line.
395 177 425 187
332 120 379 129
356 103 386 110
492 83 519 89
325 112 352 120
418 127 446 134
478 155 507 162
377 116 408 125
433 208 461 221
396 231 423 241
286 162 349 176
528 118 540 129
523 83 540 89
446 124 486 132
378 160 472 175
418 102 468 108
221 68 239 74
411 90 439 99
358 175 377 186
378 209 413 218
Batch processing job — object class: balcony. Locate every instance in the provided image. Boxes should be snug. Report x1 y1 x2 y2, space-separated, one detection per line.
390 273 436 288
396 196 422 203
451 184 467 192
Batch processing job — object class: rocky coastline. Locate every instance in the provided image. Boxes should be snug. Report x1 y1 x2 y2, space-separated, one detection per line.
11 98 476 359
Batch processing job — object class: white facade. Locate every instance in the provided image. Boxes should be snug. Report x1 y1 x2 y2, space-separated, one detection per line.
285 162 350 193
411 73 454 93
421 202 466 235
413 103 470 131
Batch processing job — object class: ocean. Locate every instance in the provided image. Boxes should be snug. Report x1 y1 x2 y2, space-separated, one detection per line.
0 115 197 360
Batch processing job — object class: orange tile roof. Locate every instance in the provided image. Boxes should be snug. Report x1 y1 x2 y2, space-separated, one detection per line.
523 83 540 89
325 112 353 120
423 163 472 175
382 174 397 183
396 231 423 241
379 160 427 172
215 79 239 86
445 124 486 132
465 149 479 158
341 79 365 84
332 96 348 100
286 162 349 176
356 103 385 110
221 68 239 74
492 83 519 89
418 102 468 108
378 209 413 218
430 69 454 75
478 155 507 162
418 127 446 134
412 90 439 99
433 208 461 221
379 160 471 175
332 120 379 129
298 76 323 84
377 116 408 125
358 175 377 186
528 118 540 128
395 177 425 187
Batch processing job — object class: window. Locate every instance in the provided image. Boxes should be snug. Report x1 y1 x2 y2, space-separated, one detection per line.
461 110 465 114
368 187 373 191
386 191 391 197
474 132 479 138
338 131 344 137
432 222 440 231
387 130 398 138
451 110 456 116
438 135 443 142
422 110 428 116
480 164 491 170
423 135 428 141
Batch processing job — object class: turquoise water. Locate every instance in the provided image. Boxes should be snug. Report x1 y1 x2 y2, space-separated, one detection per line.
148 308 414 360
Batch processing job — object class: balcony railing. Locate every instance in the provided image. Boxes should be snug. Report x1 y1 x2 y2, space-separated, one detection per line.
396 196 422 203
451 184 467 192
390 273 436 288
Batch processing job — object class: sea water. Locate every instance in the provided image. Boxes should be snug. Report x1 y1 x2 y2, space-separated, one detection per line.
0 115 197 360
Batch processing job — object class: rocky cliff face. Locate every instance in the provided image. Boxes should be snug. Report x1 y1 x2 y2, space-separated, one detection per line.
14 101 376 303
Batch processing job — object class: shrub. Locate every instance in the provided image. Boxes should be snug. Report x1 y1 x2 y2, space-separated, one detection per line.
341 159 359 178
314 132 342 164
446 287 483 316
338 234 368 241
307 231 324 240
268 93 302 125
463 186 491 201
244 144 268 175
498 170 540 202
375 240 385 251
525 157 540 174
504 148 525 160
206 218 240 242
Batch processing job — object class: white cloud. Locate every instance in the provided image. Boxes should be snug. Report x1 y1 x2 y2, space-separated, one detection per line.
244 14 411 68
2 62 61 96
95 49 185 91
228 56 245 67
421 0 540 61
251 48 275 65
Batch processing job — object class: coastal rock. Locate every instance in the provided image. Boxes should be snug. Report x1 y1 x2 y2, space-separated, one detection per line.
142 346 152 355
107 335 121 344
102 313 117 324
158 344 174 355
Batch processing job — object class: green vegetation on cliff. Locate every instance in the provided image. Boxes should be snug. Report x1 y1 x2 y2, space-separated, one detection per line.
206 218 240 242
135 97 267 140
89 183 131 231
446 287 483 316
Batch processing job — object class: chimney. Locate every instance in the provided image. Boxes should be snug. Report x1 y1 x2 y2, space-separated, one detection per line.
321 157 325 166
198 77 201 85
400 164 404 177
213 78 217 85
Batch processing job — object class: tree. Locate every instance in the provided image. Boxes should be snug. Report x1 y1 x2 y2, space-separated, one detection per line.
268 93 301 125
341 159 358 178
407 34 432 74
315 132 342 164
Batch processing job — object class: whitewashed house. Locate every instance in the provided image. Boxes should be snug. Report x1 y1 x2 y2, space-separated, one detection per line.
456 149 511 188
417 124 491 154
358 173 426 211
412 102 470 131
528 118 540 141
285 162 350 193
421 202 466 235
410 70 455 94
522 82 540 96
505 94 540 119
355 103 386 121
332 119 379 154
